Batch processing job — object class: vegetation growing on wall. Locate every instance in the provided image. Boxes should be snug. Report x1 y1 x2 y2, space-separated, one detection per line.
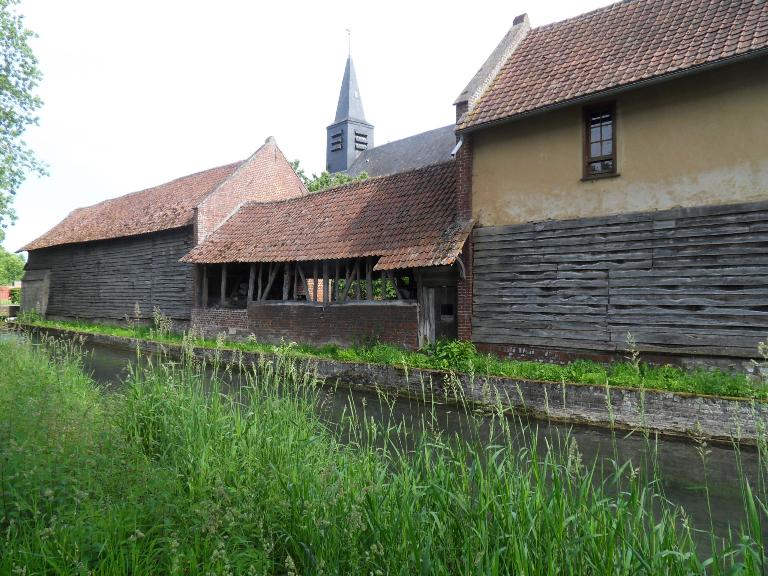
14 316 766 400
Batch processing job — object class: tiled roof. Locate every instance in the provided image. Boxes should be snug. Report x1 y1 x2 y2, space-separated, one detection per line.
346 125 457 178
22 162 241 251
459 0 768 130
182 161 472 271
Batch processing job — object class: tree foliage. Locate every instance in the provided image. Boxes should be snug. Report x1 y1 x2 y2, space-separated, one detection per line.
291 160 367 193
0 245 24 284
0 0 45 239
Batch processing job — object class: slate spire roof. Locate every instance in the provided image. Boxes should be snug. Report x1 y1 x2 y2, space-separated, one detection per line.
334 56 367 123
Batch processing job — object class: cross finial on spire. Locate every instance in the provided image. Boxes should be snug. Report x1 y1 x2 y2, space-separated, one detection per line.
346 27 351 56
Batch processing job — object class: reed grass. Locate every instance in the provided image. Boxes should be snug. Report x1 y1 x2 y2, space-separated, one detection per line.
15 315 764 400
1 334 767 574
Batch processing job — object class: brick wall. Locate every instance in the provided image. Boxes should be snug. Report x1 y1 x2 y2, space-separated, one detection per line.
195 139 306 242
191 308 250 339
456 134 474 341
192 301 419 349
0 287 10 301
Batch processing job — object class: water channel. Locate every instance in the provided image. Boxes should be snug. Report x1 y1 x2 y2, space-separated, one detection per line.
27 336 768 553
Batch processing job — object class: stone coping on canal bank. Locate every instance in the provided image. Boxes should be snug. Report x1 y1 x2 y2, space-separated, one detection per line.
17 324 768 445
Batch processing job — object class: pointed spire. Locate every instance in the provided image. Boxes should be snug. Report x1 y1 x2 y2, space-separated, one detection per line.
334 56 367 124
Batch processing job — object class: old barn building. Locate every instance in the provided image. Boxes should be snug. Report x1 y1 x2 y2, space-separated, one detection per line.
455 0 768 365
21 138 306 325
182 161 472 348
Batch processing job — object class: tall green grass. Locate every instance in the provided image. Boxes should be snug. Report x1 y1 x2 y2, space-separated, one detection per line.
2 334 767 573
15 315 765 399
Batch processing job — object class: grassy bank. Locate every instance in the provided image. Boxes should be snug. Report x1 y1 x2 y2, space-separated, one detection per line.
15 315 768 399
1 335 767 574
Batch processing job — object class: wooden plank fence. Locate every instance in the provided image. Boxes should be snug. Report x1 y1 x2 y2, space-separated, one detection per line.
472 200 768 357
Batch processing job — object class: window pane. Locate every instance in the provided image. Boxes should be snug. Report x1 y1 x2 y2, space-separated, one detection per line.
603 122 612 139
591 142 601 157
589 159 615 175
590 126 600 142
602 140 612 156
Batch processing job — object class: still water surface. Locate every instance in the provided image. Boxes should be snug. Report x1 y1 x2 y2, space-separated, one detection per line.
70 340 768 552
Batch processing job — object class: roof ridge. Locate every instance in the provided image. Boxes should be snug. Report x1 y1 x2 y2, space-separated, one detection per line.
238 159 456 210
70 160 242 213
531 0 633 33
363 125 454 150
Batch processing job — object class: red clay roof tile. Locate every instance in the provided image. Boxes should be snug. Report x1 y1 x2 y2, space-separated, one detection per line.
22 162 241 251
181 161 472 271
459 0 768 130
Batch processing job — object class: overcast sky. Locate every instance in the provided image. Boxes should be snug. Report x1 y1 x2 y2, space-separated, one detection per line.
7 0 612 253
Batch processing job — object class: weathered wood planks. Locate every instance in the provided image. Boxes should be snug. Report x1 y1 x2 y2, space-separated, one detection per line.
472 200 768 358
25 227 195 321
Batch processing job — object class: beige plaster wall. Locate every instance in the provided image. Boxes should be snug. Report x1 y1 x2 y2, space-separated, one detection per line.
471 57 768 227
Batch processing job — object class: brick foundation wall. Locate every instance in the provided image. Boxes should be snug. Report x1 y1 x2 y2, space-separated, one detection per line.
192 301 419 349
191 308 250 338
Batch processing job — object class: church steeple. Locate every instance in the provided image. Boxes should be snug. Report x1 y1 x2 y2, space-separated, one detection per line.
334 56 367 123
326 55 374 173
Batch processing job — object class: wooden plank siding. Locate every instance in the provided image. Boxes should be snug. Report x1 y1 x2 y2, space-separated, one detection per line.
472 200 768 358
25 227 194 321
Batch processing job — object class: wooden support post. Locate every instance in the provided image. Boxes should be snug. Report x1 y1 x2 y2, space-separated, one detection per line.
293 263 299 300
340 261 355 302
313 262 318 302
353 259 360 300
366 257 373 300
389 271 401 299
283 262 290 300
201 265 208 308
322 261 329 306
247 264 255 303
296 263 310 301
333 261 340 302
381 270 388 300
220 263 227 307
262 263 280 300
257 263 263 301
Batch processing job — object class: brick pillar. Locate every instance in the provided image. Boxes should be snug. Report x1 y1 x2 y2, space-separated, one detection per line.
456 133 474 342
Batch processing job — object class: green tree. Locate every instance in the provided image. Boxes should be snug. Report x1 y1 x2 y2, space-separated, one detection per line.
291 160 367 193
0 0 45 240
0 246 23 284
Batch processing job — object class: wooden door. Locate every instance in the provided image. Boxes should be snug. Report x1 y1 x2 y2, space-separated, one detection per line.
434 285 458 340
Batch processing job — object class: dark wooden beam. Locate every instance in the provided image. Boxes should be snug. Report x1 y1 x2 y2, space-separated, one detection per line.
261 262 280 300
296 263 310 301
334 261 340 302
322 261 329 306
247 264 255 303
313 262 318 302
257 263 263 301
354 258 361 300
340 260 355 302
220 263 227 307
283 262 290 300
201 265 208 308
366 257 373 300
